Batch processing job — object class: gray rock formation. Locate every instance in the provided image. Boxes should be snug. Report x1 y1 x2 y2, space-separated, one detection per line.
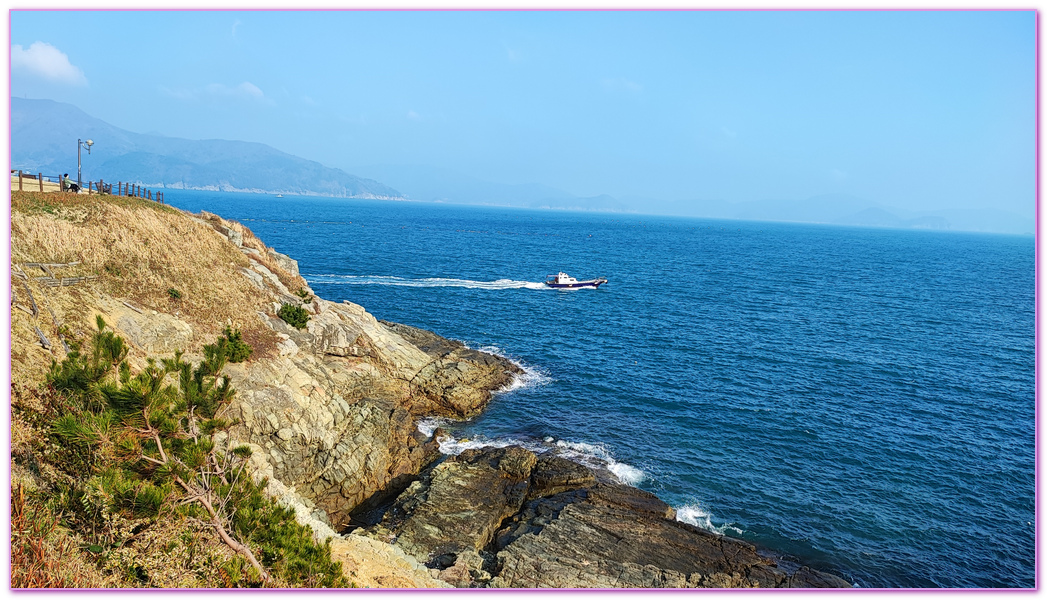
364 446 851 589
381 321 523 418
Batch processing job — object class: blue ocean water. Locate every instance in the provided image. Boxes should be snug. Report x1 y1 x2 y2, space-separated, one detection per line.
166 190 1035 588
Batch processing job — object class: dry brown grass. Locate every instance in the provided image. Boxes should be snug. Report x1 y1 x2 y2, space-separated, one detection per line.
11 484 117 588
10 191 287 354
195 211 308 294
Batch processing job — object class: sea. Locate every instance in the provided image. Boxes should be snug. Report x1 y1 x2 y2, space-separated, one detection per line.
165 190 1035 588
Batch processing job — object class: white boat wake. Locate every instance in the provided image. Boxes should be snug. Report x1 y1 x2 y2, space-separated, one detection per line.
304 274 550 290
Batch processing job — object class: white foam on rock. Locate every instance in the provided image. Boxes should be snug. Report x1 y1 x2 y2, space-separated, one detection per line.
553 439 646 485
676 502 743 536
417 428 647 488
473 344 553 393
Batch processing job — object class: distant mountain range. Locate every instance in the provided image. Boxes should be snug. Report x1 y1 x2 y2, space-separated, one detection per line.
11 97 1032 234
10 97 402 198
351 164 630 212
626 193 1033 235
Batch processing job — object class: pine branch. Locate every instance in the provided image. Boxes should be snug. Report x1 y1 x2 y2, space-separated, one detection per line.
175 476 271 583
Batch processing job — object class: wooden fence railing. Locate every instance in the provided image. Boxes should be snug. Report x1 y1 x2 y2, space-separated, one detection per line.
11 170 165 204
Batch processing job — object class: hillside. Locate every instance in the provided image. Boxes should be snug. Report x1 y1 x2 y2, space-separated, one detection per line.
11 98 403 199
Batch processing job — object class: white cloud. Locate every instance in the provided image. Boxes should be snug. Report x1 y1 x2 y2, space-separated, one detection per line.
232 19 242 37
407 110 421 120
602 77 642 93
235 81 264 98
301 95 318 106
11 42 87 85
721 126 737 138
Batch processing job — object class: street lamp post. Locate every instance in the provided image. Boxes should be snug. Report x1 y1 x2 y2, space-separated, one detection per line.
77 138 94 190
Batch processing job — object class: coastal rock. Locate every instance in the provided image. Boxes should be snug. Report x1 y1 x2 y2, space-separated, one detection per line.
367 445 850 589
224 350 440 529
100 302 194 354
527 455 597 499
217 293 525 530
329 533 453 588
492 477 851 588
378 446 537 567
267 248 300 278
382 321 524 418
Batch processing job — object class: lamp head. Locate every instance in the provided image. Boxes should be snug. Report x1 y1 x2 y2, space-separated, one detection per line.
86 139 93 147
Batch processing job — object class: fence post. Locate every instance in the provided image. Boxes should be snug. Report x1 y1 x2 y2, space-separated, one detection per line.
18 170 23 191
99 179 104 195
37 173 43 192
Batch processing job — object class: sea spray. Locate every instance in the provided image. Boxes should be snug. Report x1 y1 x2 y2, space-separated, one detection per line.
676 502 744 536
414 426 647 488
474 345 554 393
553 440 646 485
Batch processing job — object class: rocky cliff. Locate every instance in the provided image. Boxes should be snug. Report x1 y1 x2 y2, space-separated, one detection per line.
10 191 849 588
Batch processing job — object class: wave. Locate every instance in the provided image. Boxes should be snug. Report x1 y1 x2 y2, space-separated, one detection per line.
413 426 646 487
552 439 646 485
473 344 554 393
676 502 744 536
304 274 550 290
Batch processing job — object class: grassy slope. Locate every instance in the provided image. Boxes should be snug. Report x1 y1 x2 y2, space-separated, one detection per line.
9 190 341 588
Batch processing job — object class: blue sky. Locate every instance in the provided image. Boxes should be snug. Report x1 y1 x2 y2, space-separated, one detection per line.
9 10 1036 216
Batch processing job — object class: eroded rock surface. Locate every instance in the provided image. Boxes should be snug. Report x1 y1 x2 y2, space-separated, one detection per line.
378 447 536 566
364 446 851 589
381 321 523 418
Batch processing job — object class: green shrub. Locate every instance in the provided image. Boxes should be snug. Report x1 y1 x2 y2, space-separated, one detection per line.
36 324 349 586
167 288 182 300
277 304 309 330
218 327 252 363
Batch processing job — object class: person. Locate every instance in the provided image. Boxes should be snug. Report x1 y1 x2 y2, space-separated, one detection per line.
62 173 78 193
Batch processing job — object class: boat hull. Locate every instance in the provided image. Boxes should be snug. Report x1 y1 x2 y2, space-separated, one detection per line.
544 279 607 289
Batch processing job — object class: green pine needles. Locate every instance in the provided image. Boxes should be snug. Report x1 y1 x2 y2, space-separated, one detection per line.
215 327 253 363
41 317 345 587
277 304 310 330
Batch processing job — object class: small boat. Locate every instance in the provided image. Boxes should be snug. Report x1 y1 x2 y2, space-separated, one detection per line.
544 272 608 289
276 194 284 198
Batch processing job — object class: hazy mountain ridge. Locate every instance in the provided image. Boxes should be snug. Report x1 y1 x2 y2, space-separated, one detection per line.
11 97 403 198
12 98 1031 234
637 194 1032 235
